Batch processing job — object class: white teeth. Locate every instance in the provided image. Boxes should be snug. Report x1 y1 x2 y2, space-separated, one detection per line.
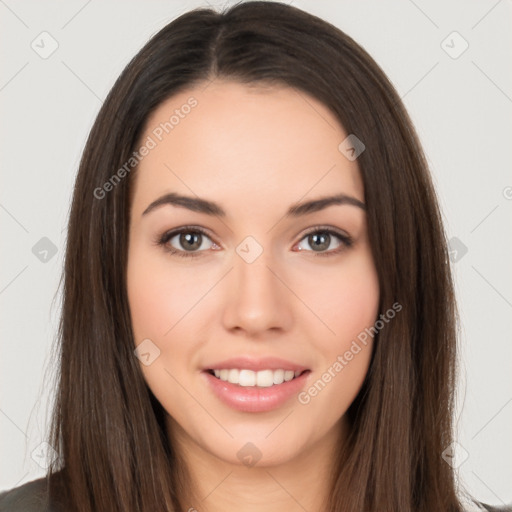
211 368 304 387
256 369 274 387
273 369 284 385
284 370 295 381
239 369 256 386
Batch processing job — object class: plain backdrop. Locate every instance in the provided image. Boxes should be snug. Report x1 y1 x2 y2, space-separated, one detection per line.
1 0 511 506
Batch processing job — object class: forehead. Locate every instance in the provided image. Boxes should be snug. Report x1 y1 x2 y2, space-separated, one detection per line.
131 80 364 218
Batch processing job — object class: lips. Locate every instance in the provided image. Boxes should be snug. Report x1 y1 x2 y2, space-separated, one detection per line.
202 368 312 413
200 355 312 412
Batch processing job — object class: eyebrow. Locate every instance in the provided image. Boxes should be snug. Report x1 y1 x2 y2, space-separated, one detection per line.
141 192 366 218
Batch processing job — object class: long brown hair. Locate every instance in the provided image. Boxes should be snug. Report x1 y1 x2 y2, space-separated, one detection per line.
46 2 462 510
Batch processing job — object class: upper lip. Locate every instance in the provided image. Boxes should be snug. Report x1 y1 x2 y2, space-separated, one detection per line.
203 356 310 373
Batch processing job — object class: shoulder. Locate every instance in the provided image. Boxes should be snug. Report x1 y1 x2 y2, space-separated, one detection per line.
462 499 512 512
0 474 62 512
477 504 512 512
1 476 511 512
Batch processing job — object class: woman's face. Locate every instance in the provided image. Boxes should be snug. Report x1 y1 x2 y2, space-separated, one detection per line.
127 80 379 468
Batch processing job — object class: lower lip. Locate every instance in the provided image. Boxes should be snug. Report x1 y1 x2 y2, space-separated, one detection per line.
202 370 311 413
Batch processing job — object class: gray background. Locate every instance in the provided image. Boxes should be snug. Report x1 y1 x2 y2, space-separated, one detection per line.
1 0 511 505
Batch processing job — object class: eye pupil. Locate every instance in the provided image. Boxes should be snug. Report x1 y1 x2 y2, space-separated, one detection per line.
180 232 202 250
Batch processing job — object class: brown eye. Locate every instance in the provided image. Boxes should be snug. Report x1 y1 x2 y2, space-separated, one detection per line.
158 227 216 258
307 232 331 252
296 228 352 256
177 232 203 251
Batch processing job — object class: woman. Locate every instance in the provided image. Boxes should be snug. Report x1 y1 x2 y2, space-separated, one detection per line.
1 2 509 511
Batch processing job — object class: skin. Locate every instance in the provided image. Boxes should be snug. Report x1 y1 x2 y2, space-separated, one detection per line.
127 80 380 512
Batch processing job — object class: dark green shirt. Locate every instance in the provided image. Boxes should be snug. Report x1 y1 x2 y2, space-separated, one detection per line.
1 475 511 511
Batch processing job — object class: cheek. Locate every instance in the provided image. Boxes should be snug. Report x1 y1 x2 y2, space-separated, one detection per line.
127 244 219 379
329 251 379 372
296 251 379 414
128 270 176 343
127 245 206 343
301 248 380 346
126 248 201 414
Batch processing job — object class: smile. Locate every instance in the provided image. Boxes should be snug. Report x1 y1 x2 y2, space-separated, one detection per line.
202 369 312 413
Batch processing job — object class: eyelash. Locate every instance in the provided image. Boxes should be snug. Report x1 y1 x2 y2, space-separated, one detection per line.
154 225 353 259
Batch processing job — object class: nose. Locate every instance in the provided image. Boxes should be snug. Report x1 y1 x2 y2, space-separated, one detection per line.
221 248 293 337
